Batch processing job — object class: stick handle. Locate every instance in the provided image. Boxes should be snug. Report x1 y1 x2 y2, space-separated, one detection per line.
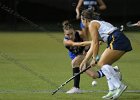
131 23 138 26
126 22 138 27
52 66 91 95
128 23 138 27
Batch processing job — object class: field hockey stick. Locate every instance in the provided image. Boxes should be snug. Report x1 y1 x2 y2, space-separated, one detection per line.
51 65 91 95
126 21 138 27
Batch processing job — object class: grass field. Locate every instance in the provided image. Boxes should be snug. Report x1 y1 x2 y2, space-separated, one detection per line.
0 31 140 100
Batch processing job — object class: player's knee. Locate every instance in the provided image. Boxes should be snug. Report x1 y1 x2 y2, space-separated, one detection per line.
97 61 105 67
71 56 84 67
86 72 98 79
71 60 79 68
91 74 98 79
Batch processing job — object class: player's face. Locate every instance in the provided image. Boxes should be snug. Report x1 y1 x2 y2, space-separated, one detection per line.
81 16 88 28
64 29 74 39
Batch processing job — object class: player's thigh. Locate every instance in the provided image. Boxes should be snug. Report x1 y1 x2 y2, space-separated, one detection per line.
71 54 85 67
97 48 125 67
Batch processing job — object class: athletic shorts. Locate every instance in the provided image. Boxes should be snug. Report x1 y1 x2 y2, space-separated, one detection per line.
107 30 132 52
68 51 76 60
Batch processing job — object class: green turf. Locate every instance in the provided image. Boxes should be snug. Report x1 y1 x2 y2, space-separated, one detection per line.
0 31 139 100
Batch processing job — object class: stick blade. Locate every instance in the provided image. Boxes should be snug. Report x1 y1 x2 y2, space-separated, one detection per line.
52 90 57 95
126 21 133 27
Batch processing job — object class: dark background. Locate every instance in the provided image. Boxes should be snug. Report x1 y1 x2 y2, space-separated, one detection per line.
0 0 140 31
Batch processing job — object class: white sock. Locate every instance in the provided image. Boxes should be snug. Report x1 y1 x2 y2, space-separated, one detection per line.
101 64 122 89
107 80 116 91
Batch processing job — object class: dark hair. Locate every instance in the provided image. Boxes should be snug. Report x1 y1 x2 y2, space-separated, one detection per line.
62 20 73 30
81 9 100 20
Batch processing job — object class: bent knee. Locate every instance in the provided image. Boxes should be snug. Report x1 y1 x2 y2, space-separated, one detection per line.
71 60 80 68
91 75 98 79
86 71 98 79
97 61 105 67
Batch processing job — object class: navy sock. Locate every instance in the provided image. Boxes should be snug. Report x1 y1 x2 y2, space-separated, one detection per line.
97 70 105 78
73 67 80 88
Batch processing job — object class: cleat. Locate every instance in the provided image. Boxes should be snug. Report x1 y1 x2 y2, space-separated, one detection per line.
66 87 82 94
102 90 117 100
112 84 128 100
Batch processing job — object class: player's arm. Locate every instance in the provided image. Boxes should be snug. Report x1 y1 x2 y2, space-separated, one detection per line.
77 41 91 46
137 21 140 26
64 39 91 47
97 0 107 11
76 0 83 19
89 22 100 61
81 22 100 64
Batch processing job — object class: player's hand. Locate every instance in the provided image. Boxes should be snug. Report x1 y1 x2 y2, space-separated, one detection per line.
90 57 96 67
80 61 87 72
76 14 80 20
137 21 140 26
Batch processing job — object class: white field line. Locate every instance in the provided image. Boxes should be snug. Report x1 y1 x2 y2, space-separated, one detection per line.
0 90 140 93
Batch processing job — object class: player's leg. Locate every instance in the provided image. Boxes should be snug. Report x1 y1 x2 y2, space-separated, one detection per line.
66 55 83 94
100 30 132 99
85 68 104 79
80 54 105 79
98 48 127 99
67 54 104 93
86 56 121 80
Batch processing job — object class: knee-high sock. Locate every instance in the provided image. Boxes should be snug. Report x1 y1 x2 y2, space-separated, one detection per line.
98 69 115 91
101 64 122 89
107 79 116 91
73 67 80 88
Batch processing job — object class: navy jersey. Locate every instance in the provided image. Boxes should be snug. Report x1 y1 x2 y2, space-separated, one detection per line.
83 0 98 11
64 31 85 59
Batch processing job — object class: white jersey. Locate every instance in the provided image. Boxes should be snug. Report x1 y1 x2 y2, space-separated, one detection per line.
90 20 118 42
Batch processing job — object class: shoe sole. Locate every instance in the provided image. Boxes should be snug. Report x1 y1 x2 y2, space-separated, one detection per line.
103 98 111 100
112 85 128 100
102 92 117 100
102 97 113 100
66 91 82 94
